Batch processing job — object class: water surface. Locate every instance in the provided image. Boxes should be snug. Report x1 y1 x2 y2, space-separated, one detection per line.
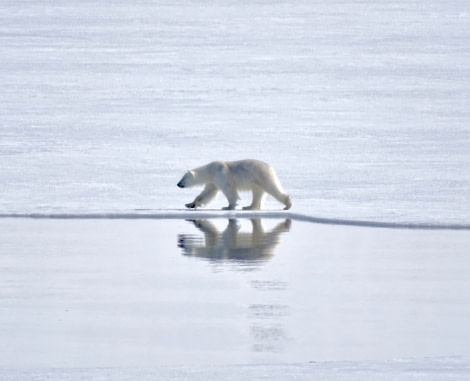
1 217 469 368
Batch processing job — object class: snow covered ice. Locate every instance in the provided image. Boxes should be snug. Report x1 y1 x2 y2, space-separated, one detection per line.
1 0 469 224
1 0 470 379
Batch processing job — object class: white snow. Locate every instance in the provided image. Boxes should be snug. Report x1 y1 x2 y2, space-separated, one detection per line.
1 0 470 378
1 0 469 224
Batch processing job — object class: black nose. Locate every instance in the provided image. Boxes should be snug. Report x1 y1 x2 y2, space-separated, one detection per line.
177 182 184 188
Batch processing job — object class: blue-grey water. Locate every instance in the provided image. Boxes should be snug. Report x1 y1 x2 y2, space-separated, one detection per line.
1 217 469 368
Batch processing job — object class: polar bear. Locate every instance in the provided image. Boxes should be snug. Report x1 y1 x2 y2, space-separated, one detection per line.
177 159 291 210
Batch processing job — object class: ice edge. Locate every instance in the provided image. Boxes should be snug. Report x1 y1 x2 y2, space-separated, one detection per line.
1 211 469 230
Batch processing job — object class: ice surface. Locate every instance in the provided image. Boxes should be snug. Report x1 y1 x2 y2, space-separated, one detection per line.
1 0 469 224
1 0 470 378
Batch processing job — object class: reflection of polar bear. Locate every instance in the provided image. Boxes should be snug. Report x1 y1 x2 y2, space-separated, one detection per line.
177 159 291 210
178 219 291 262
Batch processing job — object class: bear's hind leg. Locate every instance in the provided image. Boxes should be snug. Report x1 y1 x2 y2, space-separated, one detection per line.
219 184 239 210
242 187 265 210
262 181 292 210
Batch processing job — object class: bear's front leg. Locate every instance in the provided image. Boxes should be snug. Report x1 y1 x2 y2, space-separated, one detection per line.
185 183 218 209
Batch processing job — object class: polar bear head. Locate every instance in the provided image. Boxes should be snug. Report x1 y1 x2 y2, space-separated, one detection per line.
177 170 197 188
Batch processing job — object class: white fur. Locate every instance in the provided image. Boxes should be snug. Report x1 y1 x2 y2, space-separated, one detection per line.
177 159 292 210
